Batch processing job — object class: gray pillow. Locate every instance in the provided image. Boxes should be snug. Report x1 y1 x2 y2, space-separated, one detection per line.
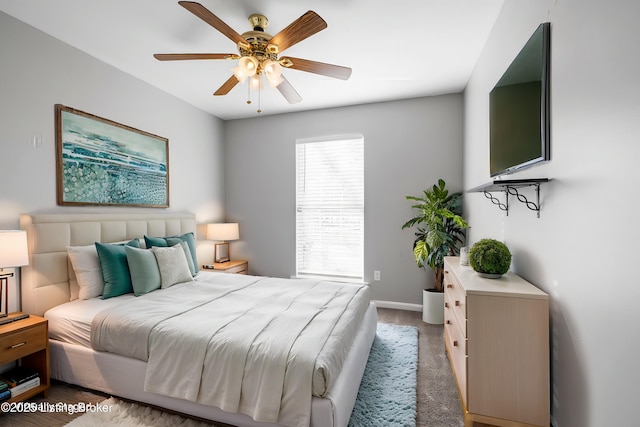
152 245 194 289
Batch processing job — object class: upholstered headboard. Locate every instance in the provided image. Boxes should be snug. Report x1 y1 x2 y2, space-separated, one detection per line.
19 213 196 316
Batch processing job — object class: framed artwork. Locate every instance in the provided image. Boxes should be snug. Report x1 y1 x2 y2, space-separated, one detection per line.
55 104 169 208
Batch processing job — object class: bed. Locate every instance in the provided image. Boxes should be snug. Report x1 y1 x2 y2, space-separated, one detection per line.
19 213 377 427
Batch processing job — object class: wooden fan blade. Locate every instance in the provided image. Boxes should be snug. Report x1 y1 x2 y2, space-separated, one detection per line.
214 75 240 96
281 57 352 80
179 1 249 46
269 11 327 53
276 75 302 104
154 53 235 61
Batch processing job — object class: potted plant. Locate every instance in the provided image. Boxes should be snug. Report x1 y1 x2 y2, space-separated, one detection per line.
469 238 512 278
402 179 469 324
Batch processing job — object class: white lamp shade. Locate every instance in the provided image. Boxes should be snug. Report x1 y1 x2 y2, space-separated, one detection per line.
249 74 263 90
207 223 239 241
232 65 249 83
0 230 29 268
263 60 283 88
232 56 259 83
240 56 258 75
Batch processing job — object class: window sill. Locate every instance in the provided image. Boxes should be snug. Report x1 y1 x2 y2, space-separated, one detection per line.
290 275 368 286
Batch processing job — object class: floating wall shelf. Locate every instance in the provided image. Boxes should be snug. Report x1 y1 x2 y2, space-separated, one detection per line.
467 178 549 218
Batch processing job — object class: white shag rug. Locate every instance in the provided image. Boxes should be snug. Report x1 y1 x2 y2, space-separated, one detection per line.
64 397 214 427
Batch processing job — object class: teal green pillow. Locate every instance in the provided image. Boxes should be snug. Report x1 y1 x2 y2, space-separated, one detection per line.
145 232 199 274
125 245 161 296
175 232 198 274
144 235 168 248
96 239 140 299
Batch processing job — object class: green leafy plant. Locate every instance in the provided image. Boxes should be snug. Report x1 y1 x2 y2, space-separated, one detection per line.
402 179 469 292
469 239 512 275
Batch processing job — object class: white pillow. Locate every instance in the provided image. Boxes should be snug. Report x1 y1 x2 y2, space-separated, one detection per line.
152 245 194 289
67 244 103 299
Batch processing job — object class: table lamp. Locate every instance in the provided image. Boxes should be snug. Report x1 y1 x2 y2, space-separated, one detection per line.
207 223 239 263
0 230 29 316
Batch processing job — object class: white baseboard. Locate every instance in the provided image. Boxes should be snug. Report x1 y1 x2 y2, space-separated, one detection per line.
372 300 422 312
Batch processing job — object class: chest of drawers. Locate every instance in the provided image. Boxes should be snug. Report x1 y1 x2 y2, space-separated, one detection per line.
443 257 549 427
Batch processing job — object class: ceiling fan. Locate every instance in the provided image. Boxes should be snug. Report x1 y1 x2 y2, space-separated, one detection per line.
154 1 352 111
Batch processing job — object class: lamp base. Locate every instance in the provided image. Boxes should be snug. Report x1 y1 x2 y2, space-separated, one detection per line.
0 272 14 316
214 242 230 263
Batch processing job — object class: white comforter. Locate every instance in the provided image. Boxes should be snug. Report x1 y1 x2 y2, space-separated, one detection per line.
91 272 370 427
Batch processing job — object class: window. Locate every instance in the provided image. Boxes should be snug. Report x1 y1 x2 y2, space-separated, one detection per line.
295 135 364 282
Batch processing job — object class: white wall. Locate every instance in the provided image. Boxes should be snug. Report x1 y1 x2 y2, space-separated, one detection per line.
0 12 226 311
464 1 640 425
224 95 464 304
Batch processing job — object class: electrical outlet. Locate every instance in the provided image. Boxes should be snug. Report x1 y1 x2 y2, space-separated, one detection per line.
374 270 381 281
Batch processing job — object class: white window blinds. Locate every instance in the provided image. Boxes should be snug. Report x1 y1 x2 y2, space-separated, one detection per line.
295 136 364 281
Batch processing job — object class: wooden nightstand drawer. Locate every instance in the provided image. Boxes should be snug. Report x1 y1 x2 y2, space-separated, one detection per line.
0 321 46 365
223 264 247 274
212 260 248 274
0 315 50 404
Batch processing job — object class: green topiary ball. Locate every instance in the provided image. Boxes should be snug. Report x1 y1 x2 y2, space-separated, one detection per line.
469 239 512 276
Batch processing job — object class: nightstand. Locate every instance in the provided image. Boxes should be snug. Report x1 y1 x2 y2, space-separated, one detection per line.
0 314 50 404
212 260 248 274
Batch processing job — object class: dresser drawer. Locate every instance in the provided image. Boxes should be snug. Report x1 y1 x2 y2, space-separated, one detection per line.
0 323 47 365
444 312 468 406
444 269 467 337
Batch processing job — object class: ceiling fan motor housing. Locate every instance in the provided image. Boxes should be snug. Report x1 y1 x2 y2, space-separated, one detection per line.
240 14 277 62
248 14 268 32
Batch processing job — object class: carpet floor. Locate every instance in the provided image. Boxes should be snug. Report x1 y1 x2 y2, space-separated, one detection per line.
0 308 465 427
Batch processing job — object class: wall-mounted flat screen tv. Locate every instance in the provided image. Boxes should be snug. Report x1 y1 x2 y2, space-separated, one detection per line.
490 22 550 177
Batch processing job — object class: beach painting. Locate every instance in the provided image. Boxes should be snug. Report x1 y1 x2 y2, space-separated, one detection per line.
55 105 169 207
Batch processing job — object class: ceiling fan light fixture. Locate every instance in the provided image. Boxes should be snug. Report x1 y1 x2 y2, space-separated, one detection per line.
232 55 259 83
156 4 351 113
249 74 262 91
232 65 248 83
240 56 259 75
263 59 283 87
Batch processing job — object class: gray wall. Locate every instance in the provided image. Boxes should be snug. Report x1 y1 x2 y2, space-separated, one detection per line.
224 95 464 305
464 0 640 425
0 12 226 310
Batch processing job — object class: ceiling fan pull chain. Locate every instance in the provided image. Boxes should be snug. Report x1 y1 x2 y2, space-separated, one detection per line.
247 82 252 105
257 77 262 113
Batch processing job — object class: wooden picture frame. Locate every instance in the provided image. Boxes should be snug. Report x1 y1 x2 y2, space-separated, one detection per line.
55 104 169 208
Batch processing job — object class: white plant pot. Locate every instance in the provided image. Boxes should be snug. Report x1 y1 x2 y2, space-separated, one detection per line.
422 289 445 324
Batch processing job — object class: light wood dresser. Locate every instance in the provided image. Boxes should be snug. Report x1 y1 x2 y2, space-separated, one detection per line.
443 257 549 427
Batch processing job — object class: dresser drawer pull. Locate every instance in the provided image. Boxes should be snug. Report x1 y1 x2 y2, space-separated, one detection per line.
447 284 453 288
453 340 458 347
9 342 26 349
455 300 461 307
446 320 452 325
444 302 449 308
